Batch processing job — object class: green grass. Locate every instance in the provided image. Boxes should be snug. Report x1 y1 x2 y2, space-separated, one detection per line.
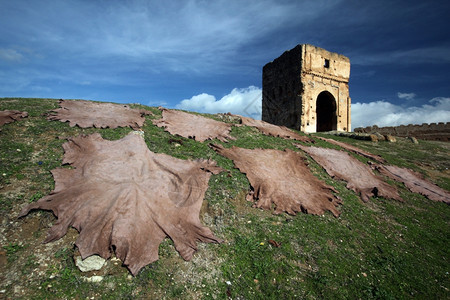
0 98 449 299
3 242 25 262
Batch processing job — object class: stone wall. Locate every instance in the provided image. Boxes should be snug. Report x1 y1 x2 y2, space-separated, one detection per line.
300 44 351 133
354 122 450 142
262 44 351 133
262 45 303 130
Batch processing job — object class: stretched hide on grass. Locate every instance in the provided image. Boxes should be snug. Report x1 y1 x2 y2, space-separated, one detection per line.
318 137 385 163
47 99 152 129
375 165 450 204
19 132 223 275
239 116 313 143
212 144 341 217
298 145 402 202
0 110 28 126
153 108 234 142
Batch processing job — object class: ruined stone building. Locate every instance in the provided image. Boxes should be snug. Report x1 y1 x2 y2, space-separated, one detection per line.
262 44 351 133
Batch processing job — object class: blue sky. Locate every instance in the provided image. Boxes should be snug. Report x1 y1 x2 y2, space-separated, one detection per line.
1 0 449 128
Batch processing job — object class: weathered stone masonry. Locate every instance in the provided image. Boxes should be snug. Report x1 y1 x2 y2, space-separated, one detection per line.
262 44 351 133
355 122 450 142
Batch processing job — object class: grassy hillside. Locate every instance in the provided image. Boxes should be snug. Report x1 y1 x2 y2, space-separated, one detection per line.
0 98 449 299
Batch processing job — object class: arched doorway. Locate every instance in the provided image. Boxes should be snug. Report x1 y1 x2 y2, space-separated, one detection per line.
316 91 337 132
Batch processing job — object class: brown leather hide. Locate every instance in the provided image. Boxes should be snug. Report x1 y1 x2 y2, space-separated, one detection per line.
19 132 223 275
0 110 28 126
47 99 152 129
153 108 234 142
297 145 402 202
375 164 450 204
318 137 385 163
239 116 313 143
212 144 341 217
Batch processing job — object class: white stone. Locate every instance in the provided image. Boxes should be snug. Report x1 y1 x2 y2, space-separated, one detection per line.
75 255 106 272
132 130 145 137
82 275 104 283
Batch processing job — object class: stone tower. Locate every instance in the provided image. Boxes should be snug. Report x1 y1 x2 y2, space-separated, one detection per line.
262 44 351 133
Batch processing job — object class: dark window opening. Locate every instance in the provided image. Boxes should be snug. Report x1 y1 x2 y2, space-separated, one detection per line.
324 59 330 68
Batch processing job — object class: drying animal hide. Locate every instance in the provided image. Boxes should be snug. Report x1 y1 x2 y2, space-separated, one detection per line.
19 132 223 275
318 137 385 163
153 108 234 142
0 110 28 126
297 145 402 202
47 99 152 129
212 144 341 216
375 164 450 204
239 116 313 143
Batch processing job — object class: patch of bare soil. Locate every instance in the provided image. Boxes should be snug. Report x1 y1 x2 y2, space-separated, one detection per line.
1 209 78 297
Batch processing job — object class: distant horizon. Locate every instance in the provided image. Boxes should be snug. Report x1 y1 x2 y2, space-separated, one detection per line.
1 96 448 130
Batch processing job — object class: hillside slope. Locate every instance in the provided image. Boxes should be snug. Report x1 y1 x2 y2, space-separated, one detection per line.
1 98 449 299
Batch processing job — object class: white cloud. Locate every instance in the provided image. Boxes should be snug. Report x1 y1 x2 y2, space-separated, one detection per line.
177 89 450 130
352 97 450 128
176 86 262 119
397 92 416 100
0 48 23 62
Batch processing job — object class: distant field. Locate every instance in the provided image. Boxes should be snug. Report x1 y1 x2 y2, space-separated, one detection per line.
1 98 449 299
